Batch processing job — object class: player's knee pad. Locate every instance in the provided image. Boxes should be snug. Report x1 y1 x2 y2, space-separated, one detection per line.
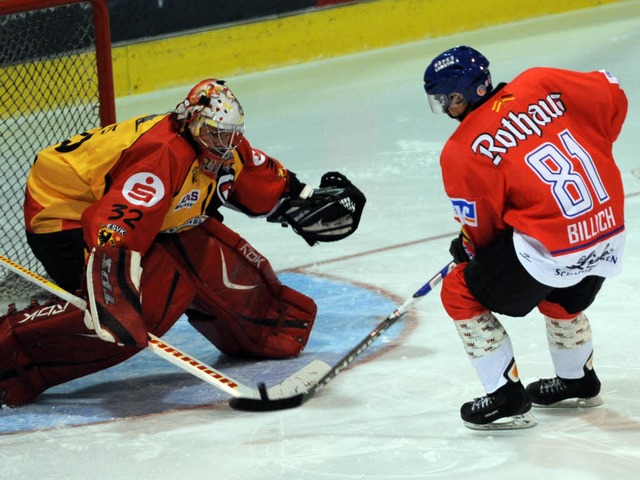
0 242 198 406
0 299 139 405
161 218 317 358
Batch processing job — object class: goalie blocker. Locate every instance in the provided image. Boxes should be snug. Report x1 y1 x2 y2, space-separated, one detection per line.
267 171 366 246
0 218 316 406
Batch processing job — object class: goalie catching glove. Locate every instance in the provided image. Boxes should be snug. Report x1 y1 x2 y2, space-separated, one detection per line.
267 171 366 246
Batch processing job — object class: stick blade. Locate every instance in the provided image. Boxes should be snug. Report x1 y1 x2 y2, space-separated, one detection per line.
229 360 330 411
229 392 308 411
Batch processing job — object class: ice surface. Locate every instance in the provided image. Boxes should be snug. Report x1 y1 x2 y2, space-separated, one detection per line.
1 2 639 478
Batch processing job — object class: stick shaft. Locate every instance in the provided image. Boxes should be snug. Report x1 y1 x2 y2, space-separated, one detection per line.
230 260 456 410
312 261 455 393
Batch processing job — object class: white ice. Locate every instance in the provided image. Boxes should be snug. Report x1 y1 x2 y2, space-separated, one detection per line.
2 2 640 478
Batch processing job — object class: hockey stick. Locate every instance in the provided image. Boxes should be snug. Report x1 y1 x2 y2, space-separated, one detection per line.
229 260 456 411
0 254 329 400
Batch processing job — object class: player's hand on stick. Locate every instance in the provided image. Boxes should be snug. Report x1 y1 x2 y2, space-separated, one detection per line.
450 230 476 264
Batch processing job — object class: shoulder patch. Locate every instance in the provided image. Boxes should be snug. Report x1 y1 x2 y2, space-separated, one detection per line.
451 198 478 226
251 149 267 166
122 172 165 207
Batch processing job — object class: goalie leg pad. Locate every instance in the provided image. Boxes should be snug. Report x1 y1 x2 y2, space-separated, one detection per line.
0 307 46 406
188 284 317 358
0 299 141 406
86 246 146 347
139 244 197 336
160 218 317 358
85 245 197 347
0 245 198 406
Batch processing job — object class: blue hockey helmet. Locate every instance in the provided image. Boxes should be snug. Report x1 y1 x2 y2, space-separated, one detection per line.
423 46 492 114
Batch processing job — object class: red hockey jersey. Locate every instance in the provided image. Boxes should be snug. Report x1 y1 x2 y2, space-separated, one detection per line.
440 68 627 287
24 114 291 254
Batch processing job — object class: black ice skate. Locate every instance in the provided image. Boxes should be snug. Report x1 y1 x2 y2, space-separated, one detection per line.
460 380 536 430
525 365 603 408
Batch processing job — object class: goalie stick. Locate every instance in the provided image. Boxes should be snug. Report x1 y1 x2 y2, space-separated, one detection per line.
0 254 330 401
229 260 456 411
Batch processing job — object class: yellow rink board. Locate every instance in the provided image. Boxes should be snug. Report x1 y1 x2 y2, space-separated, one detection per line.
112 0 626 97
0 0 628 116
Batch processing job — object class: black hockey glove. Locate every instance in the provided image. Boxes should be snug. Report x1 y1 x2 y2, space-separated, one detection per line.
449 232 471 264
267 171 366 246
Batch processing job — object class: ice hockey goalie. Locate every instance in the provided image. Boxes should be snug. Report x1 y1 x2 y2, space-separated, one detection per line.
0 218 316 406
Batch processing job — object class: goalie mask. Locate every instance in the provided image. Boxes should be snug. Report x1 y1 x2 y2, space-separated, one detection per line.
175 79 245 172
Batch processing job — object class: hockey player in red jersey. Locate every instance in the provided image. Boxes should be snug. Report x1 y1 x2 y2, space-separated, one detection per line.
423 46 627 429
0 79 365 406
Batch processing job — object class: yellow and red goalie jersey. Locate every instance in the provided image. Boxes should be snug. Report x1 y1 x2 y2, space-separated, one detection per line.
441 68 627 287
24 114 290 254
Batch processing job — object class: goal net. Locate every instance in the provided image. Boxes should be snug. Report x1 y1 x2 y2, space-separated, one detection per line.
0 0 115 306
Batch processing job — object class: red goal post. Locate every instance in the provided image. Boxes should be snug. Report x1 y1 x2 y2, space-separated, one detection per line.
0 0 115 304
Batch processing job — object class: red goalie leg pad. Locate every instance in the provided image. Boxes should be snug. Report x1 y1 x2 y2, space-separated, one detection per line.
159 218 317 358
88 243 198 343
86 246 147 347
139 244 197 337
188 284 317 358
0 246 198 406
0 305 46 406
0 299 141 406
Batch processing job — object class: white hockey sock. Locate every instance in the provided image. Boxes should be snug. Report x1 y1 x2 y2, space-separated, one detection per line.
544 312 594 379
455 312 516 393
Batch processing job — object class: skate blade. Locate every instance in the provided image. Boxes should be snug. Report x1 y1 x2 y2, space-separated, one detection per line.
463 412 537 431
533 395 604 409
